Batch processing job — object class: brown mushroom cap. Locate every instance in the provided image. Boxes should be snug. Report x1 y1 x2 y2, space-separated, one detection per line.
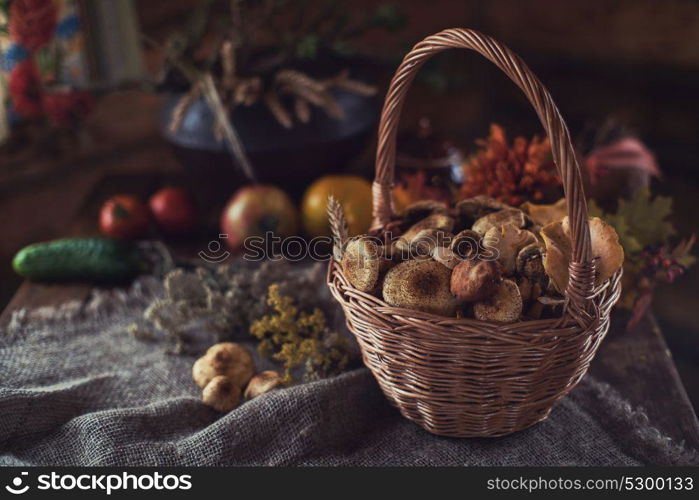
472 209 527 235
450 229 481 259
482 224 538 275
473 278 523 323
450 259 502 302
202 375 242 412
516 242 547 283
383 220 406 241
456 195 509 220
541 216 624 292
382 259 456 316
409 228 452 259
192 342 255 389
401 200 449 222
431 245 461 269
244 370 282 399
520 198 567 227
401 214 455 245
341 236 382 292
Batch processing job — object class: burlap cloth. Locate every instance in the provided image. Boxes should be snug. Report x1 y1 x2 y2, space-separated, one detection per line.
1 266 697 466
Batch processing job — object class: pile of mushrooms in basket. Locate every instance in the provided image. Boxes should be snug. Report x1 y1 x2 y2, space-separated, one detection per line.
338 196 625 322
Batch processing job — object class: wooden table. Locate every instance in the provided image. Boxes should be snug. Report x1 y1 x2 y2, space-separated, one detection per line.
2 173 699 452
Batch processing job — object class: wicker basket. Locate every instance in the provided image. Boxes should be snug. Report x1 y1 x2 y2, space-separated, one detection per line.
327 28 622 438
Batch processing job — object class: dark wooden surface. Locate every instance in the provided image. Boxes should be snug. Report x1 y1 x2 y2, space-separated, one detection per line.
2 172 699 452
590 314 699 450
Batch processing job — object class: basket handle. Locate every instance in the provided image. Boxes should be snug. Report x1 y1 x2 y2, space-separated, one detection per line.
372 28 595 316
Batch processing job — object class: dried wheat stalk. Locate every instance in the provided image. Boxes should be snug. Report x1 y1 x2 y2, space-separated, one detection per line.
200 73 257 182
294 97 311 123
169 83 201 133
265 90 293 129
327 195 348 261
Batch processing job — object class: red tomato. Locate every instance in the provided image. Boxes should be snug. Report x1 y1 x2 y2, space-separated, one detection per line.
149 187 197 236
99 195 150 240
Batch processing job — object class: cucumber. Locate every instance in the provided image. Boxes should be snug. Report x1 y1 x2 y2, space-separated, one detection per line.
12 237 146 282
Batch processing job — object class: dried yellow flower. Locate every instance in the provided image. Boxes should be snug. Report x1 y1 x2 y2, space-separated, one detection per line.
250 284 350 383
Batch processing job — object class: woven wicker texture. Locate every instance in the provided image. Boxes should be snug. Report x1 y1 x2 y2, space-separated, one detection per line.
327 28 622 437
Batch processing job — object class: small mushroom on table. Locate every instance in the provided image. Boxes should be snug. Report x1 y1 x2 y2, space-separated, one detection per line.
192 342 255 389
193 342 256 413
244 370 282 399
202 375 242 412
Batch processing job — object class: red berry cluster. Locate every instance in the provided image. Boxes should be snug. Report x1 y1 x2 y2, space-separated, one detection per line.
640 245 685 284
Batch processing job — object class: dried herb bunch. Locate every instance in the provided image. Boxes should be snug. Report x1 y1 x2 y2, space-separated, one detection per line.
161 0 403 130
130 259 354 382
460 124 561 205
250 284 351 383
131 259 329 352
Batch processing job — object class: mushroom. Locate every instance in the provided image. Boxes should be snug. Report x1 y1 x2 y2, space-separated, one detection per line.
540 216 624 293
518 276 544 305
482 224 538 275
516 242 547 284
401 200 449 222
450 259 502 302
409 228 452 259
473 279 523 323
472 209 527 235
520 198 566 227
450 229 481 259
382 259 456 316
400 213 455 244
431 245 461 269
341 236 383 292
517 277 532 302
202 375 242 412
244 370 282 399
456 195 509 220
383 219 406 239
192 342 255 389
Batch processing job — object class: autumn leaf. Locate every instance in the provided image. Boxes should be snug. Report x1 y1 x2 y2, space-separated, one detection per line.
592 188 676 257
614 188 675 250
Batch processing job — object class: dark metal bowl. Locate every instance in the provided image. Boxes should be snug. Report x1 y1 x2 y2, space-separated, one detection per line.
160 90 379 214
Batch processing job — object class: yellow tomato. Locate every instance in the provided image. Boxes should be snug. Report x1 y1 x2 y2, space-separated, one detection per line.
301 175 373 238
